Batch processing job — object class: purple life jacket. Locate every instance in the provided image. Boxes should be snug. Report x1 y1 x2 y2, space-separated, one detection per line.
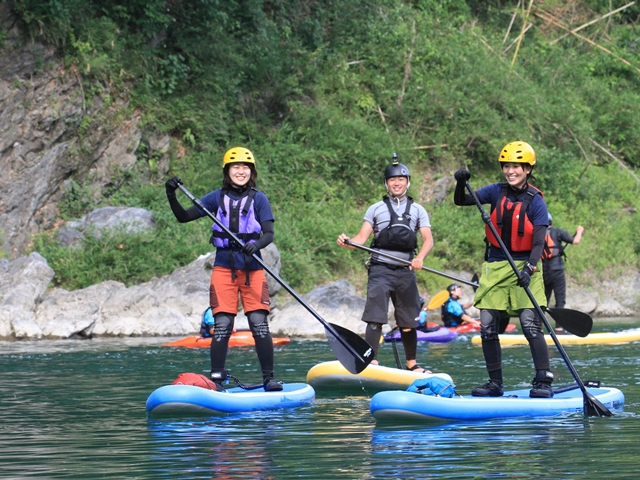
210 188 262 249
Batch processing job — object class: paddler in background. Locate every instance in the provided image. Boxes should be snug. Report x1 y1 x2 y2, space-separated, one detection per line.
453 141 554 398
542 213 585 331
165 146 282 392
337 154 434 373
441 284 480 328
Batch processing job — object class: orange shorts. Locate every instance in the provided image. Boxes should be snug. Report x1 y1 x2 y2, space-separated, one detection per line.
209 267 271 315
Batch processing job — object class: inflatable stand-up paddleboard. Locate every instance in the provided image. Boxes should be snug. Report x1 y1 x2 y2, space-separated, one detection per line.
370 385 624 422
471 328 640 346
307 360 454 395
147 382 314 416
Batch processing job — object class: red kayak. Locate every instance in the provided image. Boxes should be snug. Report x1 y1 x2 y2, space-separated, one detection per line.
426 322 516 334
163 330 291 348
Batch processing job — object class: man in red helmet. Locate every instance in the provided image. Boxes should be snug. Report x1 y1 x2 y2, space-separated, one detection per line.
337 154 434 373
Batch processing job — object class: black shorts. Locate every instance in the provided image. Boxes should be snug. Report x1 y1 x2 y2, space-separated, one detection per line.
361 262 420 328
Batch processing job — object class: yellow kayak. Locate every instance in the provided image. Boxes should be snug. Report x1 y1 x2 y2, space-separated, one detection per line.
306 360 453 395
471 328 640 346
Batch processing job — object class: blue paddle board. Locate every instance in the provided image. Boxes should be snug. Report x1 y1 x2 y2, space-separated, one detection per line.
370 385 624 422
146 382 315 416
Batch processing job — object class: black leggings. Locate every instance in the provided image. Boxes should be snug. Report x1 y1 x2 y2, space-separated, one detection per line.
479 308 550 382
210 309 275 377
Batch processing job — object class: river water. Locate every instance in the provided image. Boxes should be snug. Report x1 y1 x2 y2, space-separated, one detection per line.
1 317 639 479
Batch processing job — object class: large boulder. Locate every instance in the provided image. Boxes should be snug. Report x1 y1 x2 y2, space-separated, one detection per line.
0 242 282 339
0 252 54 338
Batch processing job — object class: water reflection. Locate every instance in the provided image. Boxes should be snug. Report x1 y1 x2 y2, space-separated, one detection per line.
149 417 280 478
1 322 640 478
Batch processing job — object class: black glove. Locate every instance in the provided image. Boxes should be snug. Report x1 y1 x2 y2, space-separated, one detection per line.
517 263 535 288
165 176 182 195
242 242 258 256
454 169 471 183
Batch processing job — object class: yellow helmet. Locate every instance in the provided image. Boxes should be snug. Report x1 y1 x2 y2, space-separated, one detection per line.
222 147 255 167
498 141 536 166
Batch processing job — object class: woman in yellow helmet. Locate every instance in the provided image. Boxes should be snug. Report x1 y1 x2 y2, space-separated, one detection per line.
165 147 282 392
453 141 553 399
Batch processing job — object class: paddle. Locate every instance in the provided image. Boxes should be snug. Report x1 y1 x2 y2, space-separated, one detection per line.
176 182 373 374
345 240 590 337
546 308 592 338
428 290 450 310
344 240 479 288
464 180 611 417
471 273 480 291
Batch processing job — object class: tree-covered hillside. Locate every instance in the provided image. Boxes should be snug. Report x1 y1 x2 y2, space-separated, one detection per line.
11 0 640 295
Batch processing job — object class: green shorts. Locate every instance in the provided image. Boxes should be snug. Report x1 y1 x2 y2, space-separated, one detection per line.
474 260 546 316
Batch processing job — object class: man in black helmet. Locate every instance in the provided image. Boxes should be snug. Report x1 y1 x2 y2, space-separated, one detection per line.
337 155 434 372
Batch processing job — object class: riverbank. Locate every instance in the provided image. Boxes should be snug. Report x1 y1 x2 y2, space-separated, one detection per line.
1 249 637 340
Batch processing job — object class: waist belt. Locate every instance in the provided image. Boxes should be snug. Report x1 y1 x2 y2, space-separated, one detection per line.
371 260 409 271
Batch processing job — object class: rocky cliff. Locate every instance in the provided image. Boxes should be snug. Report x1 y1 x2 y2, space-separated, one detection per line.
0 2 168 257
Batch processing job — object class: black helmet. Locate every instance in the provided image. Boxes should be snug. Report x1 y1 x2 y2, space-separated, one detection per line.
384 153 411 179
447 284 461 294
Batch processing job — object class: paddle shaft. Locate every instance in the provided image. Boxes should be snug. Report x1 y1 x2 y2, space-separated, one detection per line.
344 240 479 288
177 183 369 365
464 180 610 416
347 231 587 335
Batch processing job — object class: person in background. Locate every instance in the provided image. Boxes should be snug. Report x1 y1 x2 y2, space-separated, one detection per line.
165 146 282 392
542 213 584 330
441 284 479 328
337 154 434 373
453 141 554 398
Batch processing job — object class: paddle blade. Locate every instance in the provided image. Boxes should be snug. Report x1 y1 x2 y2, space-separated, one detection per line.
471 273 480 291
427 290 450 310
585 393 613 417
325 323 374 374
546 308 593 337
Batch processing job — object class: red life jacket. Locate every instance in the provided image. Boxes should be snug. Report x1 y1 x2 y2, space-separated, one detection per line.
541 231 556 260
485 183 543 252
542 228 565 261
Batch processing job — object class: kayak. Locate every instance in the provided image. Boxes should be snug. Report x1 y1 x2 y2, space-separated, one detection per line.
471 328 640 346
162 330 291 348
307 360 454 395
426 322 517 334
370 385 624 422
384 327 457 344
146 382 315 416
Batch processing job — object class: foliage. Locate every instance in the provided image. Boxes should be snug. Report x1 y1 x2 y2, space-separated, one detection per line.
12 0 640 293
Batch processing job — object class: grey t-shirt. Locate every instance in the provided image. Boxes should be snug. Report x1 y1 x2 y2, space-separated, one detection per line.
363 196 431 265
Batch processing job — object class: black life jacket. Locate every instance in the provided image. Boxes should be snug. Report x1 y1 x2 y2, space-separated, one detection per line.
485 183 543 253
371 196 418 253
440 298 462 327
